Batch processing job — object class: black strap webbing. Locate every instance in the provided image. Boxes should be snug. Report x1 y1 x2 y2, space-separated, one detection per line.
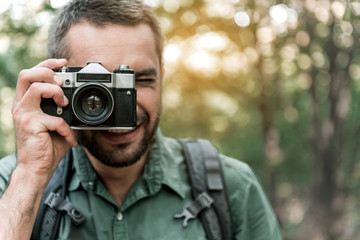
31 151 76 240
178 139 233 240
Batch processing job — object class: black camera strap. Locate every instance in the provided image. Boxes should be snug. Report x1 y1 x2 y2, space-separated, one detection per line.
176 139 233 240
31 150 85 240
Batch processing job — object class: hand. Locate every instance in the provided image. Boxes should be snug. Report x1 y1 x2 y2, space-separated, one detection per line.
12 59 77 180
0 59 77 239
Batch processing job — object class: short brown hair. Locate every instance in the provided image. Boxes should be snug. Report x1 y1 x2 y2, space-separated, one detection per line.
48 0 164 63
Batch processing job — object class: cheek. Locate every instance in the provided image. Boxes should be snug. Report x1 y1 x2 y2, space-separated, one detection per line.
136 88 161 114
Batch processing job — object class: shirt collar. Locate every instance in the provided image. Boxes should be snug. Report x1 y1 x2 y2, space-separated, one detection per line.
143 129 187 199
68 144 98 192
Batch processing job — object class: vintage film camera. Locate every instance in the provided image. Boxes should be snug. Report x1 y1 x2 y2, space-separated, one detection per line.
41 62 137 130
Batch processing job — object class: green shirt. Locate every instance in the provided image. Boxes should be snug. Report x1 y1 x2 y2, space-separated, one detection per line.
0 130 282 239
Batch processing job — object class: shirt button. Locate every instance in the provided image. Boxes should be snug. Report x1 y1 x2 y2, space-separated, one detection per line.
117 212 123 221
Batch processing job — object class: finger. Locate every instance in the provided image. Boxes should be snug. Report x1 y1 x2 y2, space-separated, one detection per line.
19 82 68 110
14 105 77 148
46 116 77 147
14 59 67 104
15 68 61 101
35 58 67 69
13 106 77 148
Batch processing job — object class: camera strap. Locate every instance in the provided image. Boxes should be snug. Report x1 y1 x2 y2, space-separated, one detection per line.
176 139 233 240
31 150 85 240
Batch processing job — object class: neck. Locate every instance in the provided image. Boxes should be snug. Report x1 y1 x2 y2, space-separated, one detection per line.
84 148 150 206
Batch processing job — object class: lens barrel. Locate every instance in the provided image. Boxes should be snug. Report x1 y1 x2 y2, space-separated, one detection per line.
72 83 114 125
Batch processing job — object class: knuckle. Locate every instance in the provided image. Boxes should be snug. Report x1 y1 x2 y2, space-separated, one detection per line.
14 112 34 130
12 108 19 122
50 115 63 127
20 114 32 128
37 68 54 82
18 69 30 82
11 102 23 120
57 117 68 128
50 116 70 134
54 116 64 125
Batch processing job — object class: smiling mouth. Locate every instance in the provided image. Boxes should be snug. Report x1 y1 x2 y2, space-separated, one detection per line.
97 124 141 145
102 114 148 137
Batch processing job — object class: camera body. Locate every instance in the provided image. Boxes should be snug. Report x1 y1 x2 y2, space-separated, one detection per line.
41 62 137 130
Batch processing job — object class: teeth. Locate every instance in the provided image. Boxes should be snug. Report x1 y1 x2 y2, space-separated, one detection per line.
107 125 139 134
108 129 131 134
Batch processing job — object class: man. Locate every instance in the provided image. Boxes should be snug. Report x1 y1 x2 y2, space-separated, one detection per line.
0 0 282 239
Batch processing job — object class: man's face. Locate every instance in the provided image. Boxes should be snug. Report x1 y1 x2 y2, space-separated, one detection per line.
66 22 162 167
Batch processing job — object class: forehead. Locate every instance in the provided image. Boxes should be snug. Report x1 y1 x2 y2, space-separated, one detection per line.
66 22 159 71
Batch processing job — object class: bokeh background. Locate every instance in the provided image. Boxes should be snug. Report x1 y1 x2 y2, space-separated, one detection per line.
1 0 360 239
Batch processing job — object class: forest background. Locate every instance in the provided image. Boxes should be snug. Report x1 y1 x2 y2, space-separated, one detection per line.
0 0 359 239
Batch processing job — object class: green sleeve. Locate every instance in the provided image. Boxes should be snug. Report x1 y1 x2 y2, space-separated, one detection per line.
221 155 282 240
0 154 17 196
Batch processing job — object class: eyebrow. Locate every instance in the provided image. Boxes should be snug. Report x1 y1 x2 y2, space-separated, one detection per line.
135 68 158 78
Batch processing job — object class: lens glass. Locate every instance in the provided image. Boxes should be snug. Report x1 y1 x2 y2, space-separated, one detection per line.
81 93 104 117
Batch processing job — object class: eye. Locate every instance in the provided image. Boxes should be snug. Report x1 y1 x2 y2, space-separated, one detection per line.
135 78 156 86
136 78 155 82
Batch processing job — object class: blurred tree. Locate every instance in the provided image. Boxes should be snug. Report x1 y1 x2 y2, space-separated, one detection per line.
155 0 360 239
0 0 55 157
301 1 360 239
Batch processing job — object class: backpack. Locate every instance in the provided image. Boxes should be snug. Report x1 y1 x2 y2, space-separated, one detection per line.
31 139 233 240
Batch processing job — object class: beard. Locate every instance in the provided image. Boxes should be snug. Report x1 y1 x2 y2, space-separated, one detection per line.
77 113 160 168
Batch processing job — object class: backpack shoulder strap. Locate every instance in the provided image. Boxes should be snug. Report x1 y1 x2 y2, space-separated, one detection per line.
177 139 233 240
31 150 85 240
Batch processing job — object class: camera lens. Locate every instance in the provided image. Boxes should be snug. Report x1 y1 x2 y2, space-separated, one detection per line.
82 94 103 116
72 83 114 125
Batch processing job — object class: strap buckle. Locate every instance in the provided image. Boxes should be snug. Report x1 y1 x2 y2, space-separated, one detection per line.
174 192 214 227
45 192 86 226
